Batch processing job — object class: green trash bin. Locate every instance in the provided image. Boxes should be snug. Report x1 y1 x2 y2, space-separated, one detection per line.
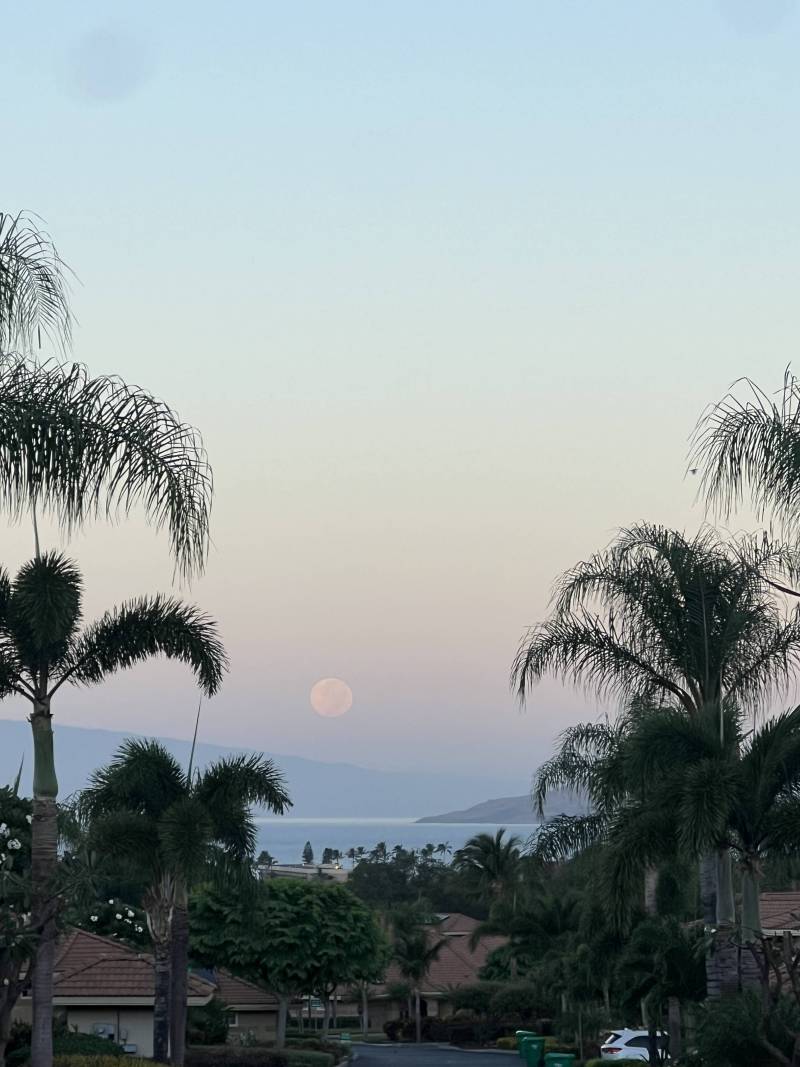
543 1054 575 1067
515 1031 537 1058
521 1037 546 1067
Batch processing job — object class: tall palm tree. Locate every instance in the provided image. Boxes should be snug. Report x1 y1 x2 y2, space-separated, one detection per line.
693 369 800 540
0 553 226 1067
80 739 289 1065
0 212 71 354
513 525 800 915
391 908 446 1043
453 829 522 907
603 703 800 993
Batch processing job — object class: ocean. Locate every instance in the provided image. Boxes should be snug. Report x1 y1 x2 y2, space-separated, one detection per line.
255 817 540 865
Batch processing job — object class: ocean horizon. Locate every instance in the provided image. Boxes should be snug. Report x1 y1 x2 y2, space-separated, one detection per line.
255 817 539 865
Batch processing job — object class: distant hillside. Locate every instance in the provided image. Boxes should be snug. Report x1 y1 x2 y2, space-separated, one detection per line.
417 790 586 825
0 719 529 819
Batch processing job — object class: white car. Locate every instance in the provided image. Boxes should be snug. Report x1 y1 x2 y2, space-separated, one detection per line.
600 1028 669 1061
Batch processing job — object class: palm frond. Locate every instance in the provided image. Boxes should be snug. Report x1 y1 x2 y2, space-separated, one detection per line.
80 738 187 820
54 594 227 695
530 812 608 862
0 356 212 578
0 212 72 353
692 370 800 531
8 552 82 665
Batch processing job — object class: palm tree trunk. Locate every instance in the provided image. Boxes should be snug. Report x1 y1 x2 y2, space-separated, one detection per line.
644 866 659 916
276 995 289 1049
361 985 369 1038
602 980 611 1021
414 989 421 1044
30 702 59 1067
667 997 682 1060
1 987 14 1067
708 848 739 998
322 997 331 1039
153 938 172 1063
699 853 717 926
169 881 189 1067
740 864 763 992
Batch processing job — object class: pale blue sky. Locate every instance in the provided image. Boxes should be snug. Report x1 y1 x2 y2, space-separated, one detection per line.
0 1 797 785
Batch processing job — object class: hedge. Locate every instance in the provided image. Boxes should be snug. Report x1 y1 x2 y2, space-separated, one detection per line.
54 1058 149 1067
584 1060 643 1067
185 1047 335 1067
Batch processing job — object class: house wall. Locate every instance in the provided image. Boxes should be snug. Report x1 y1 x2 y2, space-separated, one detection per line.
228 1009 278 1041
62 1007 155 1058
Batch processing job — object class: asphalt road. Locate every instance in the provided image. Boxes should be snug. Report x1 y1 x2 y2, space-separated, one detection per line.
354 1044 516 1067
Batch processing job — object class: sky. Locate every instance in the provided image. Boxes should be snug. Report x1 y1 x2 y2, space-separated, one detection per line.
0 1 798 788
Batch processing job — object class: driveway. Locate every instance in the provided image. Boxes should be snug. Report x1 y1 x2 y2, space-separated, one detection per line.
354 1043 515 1067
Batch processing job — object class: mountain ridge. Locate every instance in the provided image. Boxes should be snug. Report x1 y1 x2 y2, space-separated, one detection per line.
0 719 528 819
416 790 587 824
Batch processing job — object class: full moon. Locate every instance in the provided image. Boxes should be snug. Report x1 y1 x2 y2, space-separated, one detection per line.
310 677 353 718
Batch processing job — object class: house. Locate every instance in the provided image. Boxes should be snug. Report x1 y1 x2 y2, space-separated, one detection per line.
340 912 507 1028
258 863 350 884
12 929 278 1056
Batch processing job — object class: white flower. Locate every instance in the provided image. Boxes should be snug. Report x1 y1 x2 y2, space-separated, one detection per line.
135 925 143 933
90 916 98 923
7 840 21 851
115 913 122 920
2 978 8 987
0 824 8 837
126 910 134 918
108 899 114 905
124 919 132 925
25 815 32 824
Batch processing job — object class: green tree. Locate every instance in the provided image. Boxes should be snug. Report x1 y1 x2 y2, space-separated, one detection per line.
303 841 314 865
0 783 33 1067
191 880 384 1049
453 829 522 907
391 907 446 1043
0 555 224 1066
80 739 288 1064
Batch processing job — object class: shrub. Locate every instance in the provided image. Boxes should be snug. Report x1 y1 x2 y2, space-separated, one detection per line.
188 1000 232 1045
54 1059 148 1067
495 1036 517 1050
382 1019 402 1042
696 992 777 1067
11 1031 126 1065
584 1060 643 1067
489 983 554 1023
449 983 504 1017
185 1048 334 1067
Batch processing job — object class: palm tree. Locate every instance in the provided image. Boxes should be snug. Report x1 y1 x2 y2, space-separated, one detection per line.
604 703 800 994
0 212 71 354
514 525 800 909
391 909 446 1043
80 739 289 1064
453 829 522 907
0 554 225 1066
693 369 800 540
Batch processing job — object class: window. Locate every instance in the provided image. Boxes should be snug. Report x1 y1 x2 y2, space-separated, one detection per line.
228 1013 239 1029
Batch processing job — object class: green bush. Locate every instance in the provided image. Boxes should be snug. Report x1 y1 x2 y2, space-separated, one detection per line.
450 983 504 1016
185 1048 335 1067
495 1036 517 1050
188 1000 232 1045
9 1029 126 1066
584 1060 643 1067
54 1058 148 1067
696 992 776 1067
489 983 555 1022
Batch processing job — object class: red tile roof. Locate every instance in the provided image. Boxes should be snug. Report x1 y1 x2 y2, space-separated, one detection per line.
760 892 800 932
49 930 214 1003
212 970 278 1011
369 913 507 997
